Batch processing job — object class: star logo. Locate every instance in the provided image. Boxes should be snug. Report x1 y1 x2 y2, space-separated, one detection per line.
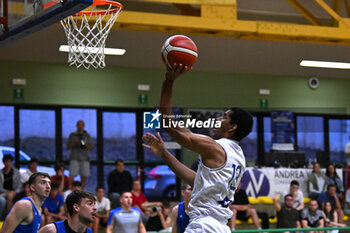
151 110 162 123
143 110 162 129
218 196 232 208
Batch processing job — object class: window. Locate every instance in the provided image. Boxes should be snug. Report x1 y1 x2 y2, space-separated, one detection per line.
62 108 97 160
144 165 176 200
297 116 324 162
84 165 97 193
329 119 350 164
264 117 272 152
0 106 14 148
19 109 56 161
103 112 137 161
240 116 257 164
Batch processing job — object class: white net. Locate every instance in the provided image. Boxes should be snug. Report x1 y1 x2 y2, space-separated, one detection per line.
60 3 122 69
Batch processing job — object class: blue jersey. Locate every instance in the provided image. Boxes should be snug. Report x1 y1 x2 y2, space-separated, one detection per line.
176 202 190 233
11 197 42 233
54 220 93 233
43 193 64 214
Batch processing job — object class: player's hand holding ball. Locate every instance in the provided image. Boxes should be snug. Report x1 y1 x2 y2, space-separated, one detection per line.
161 35 198 81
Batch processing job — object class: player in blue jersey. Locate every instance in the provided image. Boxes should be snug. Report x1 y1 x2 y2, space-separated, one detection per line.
142 64 253 233
171 183 192 233
38 190 97 233
0 172 51 233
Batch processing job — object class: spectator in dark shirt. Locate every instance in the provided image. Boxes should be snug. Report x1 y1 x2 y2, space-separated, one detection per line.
325 164 344 202
107 159 133 209
13 181 30 203
0 154 21 215
229 182 269 231
146 201 172 232
272 194 300 231
317 184 344 223
301 199 324 233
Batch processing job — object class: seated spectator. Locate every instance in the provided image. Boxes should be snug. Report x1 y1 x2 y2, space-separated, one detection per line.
91 187 111 233
146 201 172 232
309 162 327 200
171 183 192 233
325 164 344 202
301 199 324 233
272 194 301 232
43 183 66 224
13 181 30 203
107 159 133 209
131 179 162 213
64 181 83 200
281 180 304 211
318 184 344 223
229 182 269 231
20 158 38 184
0 154 22 215
50 163 71 194
323 200 346 231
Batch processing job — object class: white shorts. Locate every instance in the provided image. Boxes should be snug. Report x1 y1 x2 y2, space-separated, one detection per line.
184 216 230 233
69 160 90 177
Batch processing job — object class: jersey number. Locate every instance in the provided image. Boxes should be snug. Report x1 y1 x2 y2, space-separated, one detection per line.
229 164 242 191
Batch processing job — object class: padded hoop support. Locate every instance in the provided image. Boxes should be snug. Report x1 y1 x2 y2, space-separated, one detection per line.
0 0 93 46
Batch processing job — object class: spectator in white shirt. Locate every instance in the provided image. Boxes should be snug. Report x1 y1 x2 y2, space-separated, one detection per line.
64 181 83 200
281 180 304 211
91 187 111 233
20 158 38 184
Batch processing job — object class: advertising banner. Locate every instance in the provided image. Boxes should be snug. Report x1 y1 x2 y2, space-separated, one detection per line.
240 167 342 198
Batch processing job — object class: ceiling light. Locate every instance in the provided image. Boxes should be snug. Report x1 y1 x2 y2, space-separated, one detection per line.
59 45 126 55
300 60 350 69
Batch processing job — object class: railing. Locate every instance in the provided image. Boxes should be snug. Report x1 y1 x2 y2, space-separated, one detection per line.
233 226 350 233
148 226 350 233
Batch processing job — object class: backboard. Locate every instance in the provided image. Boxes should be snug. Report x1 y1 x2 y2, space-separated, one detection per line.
0 0 92 46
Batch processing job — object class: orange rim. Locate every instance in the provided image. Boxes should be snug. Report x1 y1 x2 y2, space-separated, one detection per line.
75 0 123 15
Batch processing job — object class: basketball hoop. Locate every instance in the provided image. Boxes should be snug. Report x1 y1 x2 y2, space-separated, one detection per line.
60 0 122 69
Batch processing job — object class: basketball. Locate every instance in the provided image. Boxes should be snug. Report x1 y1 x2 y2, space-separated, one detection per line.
161 35 198 68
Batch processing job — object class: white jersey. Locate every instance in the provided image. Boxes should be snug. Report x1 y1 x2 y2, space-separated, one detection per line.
188 138 246 222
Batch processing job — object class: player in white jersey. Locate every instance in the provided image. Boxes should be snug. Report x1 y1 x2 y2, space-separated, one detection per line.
142 63 253 233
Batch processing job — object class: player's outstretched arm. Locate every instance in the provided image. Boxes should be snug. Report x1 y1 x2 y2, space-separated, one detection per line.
142 132 196 186
160 64 225 164
38 224 57 233
0 200 32 233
